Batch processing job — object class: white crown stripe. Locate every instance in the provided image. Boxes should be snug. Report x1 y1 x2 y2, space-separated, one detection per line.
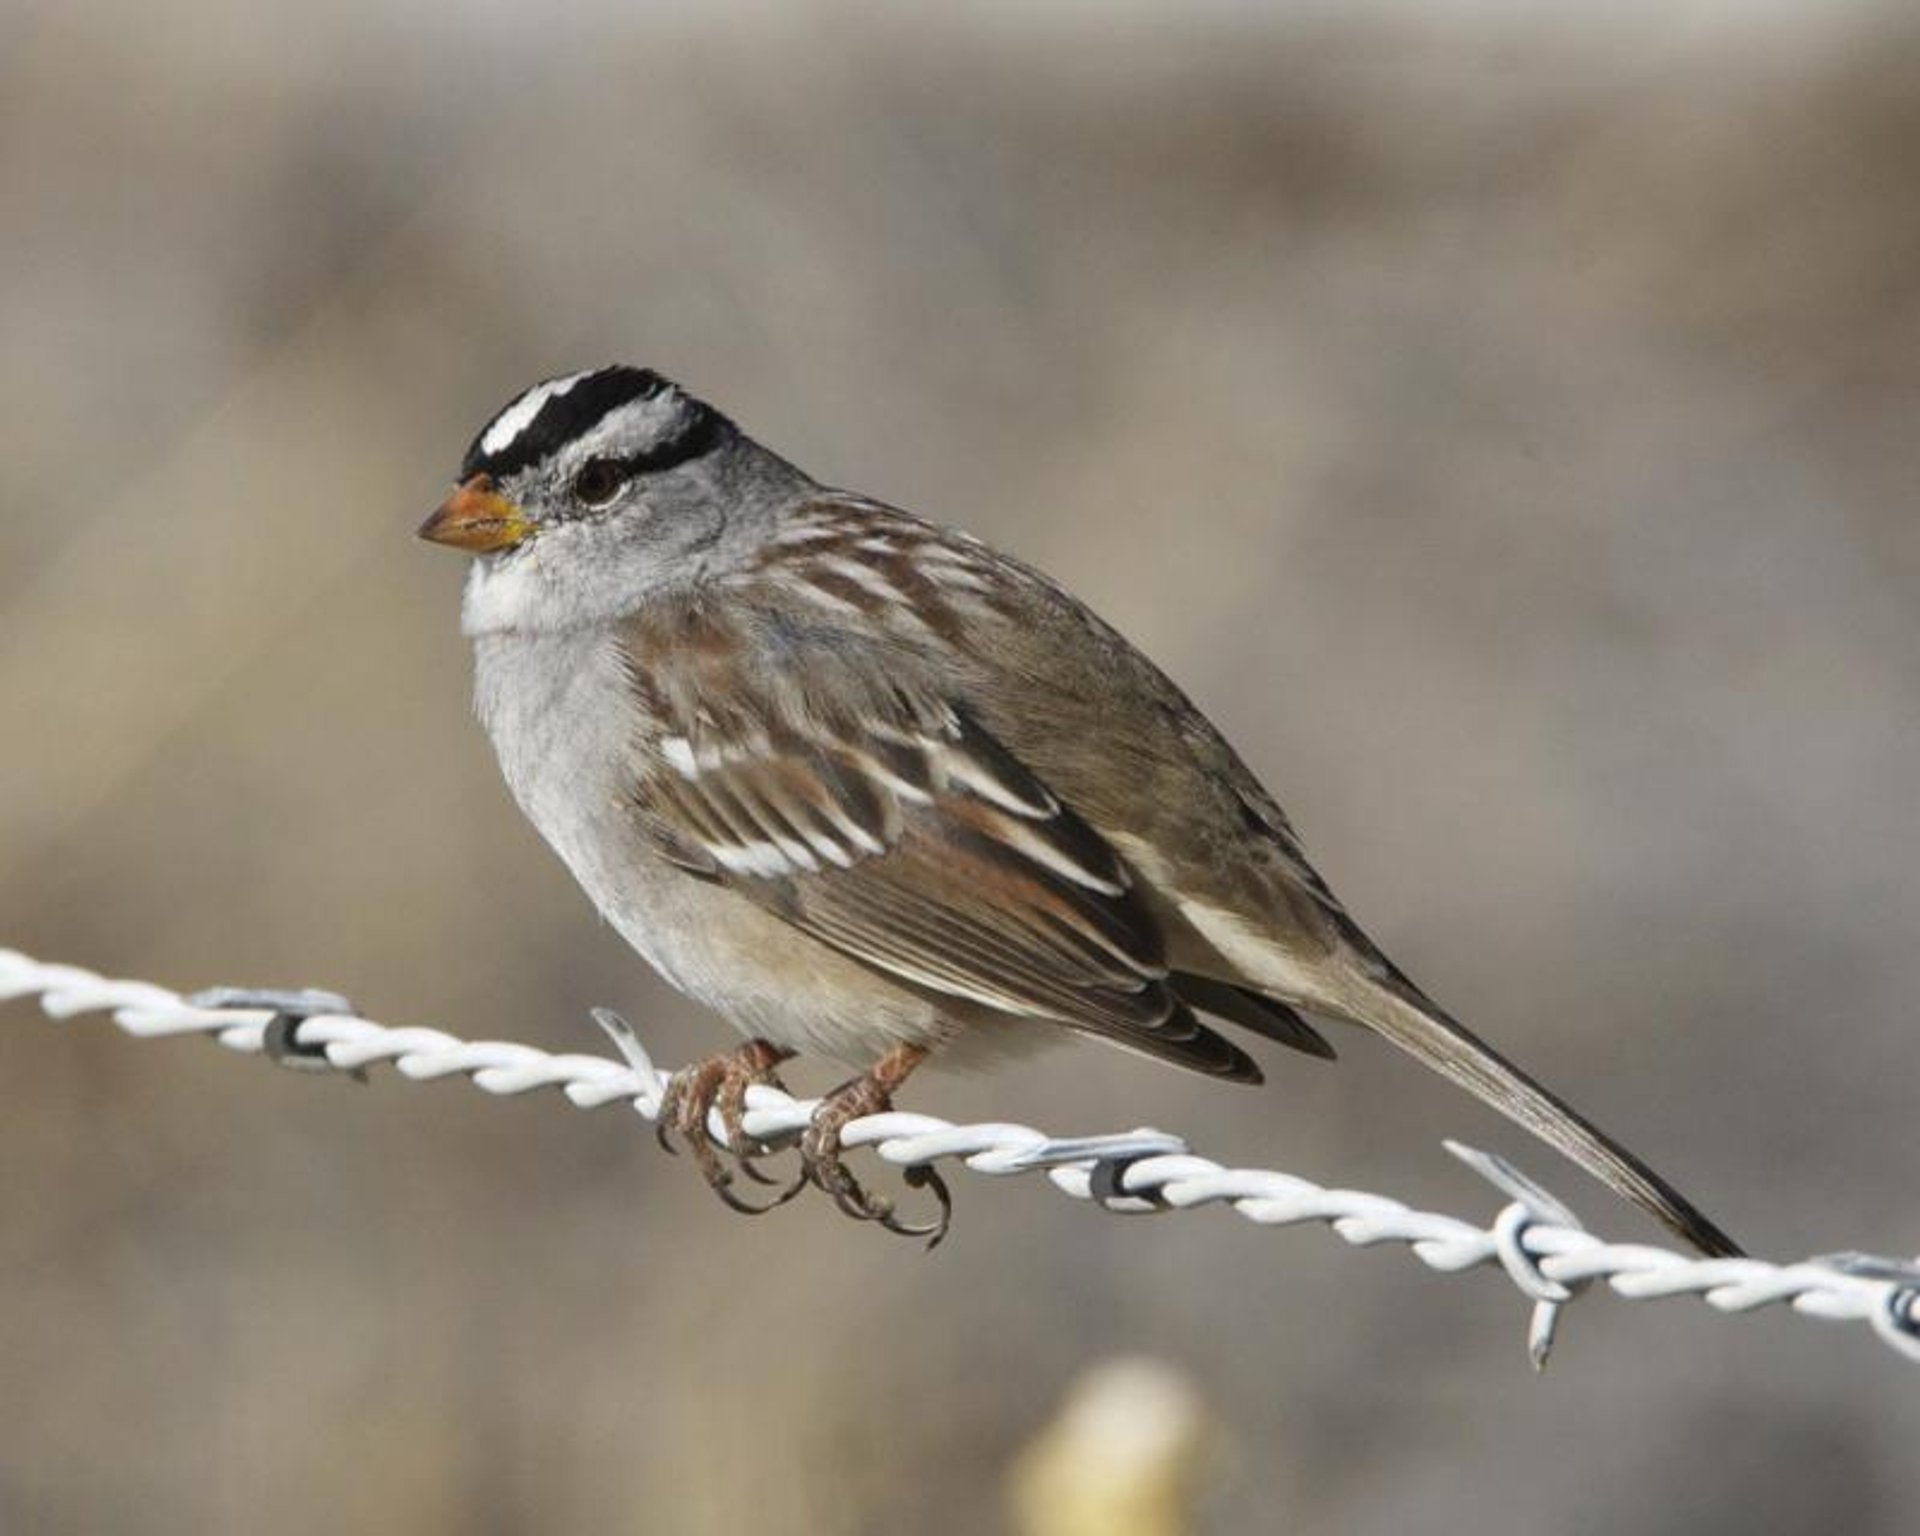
478 372 595 458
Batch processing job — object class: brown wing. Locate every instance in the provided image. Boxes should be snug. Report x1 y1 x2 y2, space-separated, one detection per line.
619 615 1264 1080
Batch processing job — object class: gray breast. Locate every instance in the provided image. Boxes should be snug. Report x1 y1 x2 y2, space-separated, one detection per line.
471 628 675 942
475 631 631 835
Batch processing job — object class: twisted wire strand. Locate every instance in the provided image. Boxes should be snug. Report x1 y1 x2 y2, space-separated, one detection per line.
4 945 1914 1367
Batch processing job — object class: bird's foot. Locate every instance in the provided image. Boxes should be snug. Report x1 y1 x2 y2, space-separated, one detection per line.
656 1038 801 1213
801 1044 952 1247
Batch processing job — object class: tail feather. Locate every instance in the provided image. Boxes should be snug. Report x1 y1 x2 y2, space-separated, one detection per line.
1329 977 1741 1258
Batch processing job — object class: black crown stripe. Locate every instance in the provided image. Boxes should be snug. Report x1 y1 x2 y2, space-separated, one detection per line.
461 365 671 482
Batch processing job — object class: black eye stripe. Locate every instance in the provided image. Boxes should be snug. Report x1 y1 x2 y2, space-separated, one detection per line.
561 405 733 515
618 403 729 477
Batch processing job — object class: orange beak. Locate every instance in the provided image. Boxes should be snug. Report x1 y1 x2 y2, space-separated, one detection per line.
418 474 534 553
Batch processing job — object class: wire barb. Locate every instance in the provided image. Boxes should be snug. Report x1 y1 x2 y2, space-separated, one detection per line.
1447 1141 1592 1368
4 946 1914 1368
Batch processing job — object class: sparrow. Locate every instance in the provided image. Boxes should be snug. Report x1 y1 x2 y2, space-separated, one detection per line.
420 364 1738 1256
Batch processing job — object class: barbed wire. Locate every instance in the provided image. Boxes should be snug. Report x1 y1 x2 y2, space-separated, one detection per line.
4 945 1915 1368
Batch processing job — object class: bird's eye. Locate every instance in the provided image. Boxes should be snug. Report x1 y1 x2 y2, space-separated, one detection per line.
571 458 626 508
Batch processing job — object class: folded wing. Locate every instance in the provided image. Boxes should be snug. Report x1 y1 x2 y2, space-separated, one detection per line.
619 617 1298 1080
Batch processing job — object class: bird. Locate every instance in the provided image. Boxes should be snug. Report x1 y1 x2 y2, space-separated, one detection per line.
419 363 1739 1256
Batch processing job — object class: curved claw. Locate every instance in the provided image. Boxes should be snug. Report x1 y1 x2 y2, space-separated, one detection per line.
879 1165 952 1249
806 1154 949 1246
832 1177 891 1226
734 1147 795 1186
807 1148 891 1224
713 1166 808 1216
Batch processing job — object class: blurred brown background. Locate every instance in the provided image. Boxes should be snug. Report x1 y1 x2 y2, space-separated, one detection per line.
4 2 1918 1531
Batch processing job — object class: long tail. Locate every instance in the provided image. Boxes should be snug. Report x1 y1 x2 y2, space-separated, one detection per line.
1328 973 1741 1258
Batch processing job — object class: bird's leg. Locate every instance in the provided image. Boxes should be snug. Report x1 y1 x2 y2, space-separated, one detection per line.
657 1038 799 1214
801 1043 952 1246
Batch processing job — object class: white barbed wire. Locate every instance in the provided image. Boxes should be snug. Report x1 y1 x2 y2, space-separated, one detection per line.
4 944 1915 1369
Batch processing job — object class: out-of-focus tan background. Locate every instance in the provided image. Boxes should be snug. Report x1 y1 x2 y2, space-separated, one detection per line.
4 2 1918 1531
